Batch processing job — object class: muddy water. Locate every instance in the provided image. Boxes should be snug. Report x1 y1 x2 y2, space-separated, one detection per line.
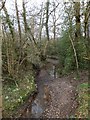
48 65 59 79
31 99 43 118
30 63 59 118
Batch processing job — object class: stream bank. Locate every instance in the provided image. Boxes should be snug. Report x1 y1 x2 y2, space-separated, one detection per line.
21 61 88 118
13 60 88 118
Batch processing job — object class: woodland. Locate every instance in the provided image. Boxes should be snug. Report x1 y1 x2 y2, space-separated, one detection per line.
0 0 90 118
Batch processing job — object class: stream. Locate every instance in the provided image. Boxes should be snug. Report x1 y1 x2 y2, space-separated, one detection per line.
30 62 59 118
15 58 87 118
14 59 60 118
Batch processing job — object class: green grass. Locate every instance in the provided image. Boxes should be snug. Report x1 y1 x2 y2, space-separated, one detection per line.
3 73 36 118
75 82 89 118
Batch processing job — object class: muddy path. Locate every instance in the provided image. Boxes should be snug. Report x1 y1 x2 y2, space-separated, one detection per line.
29 63 88 118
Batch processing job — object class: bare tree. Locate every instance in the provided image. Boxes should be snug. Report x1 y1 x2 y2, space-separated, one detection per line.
45 0 50 41
15 0 22 62
22 0 38 47
51 1 60 40
15 0 22 42
74 1 81 38
38 3 45 42
3 6 15 42
22 0 28 33
52 1 56 40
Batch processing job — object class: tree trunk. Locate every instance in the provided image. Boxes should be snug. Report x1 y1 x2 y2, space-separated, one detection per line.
87 2 90 81
22 0 28 33
46 0 50 41
0 15 2 118
74 2 81 38
15 0 23 71
15 0 22 44
3 6 15 77
3 6 15 42
53 2 56 41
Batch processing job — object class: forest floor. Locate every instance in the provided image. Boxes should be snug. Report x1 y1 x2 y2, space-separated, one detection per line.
29 63 88 118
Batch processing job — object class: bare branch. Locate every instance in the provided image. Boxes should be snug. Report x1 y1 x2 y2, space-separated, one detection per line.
0 0 6 11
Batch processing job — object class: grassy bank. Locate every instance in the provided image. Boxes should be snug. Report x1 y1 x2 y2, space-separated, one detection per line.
3 73 36 118
75 82 89 118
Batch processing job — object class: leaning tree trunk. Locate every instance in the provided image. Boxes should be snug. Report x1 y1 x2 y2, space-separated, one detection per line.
73 1 81 76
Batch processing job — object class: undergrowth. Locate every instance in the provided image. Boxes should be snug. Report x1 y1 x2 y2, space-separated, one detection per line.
75 82 89 118
3 73 36 118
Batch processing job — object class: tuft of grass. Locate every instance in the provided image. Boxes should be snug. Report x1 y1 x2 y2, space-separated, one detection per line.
3 73 36 118
75 82 89 118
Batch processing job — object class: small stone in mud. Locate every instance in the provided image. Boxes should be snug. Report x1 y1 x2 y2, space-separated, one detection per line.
31 101 43 118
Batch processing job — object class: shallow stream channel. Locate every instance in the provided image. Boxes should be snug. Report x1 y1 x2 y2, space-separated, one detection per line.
15 58 80 118
21 59 60 118
31 63 59 118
